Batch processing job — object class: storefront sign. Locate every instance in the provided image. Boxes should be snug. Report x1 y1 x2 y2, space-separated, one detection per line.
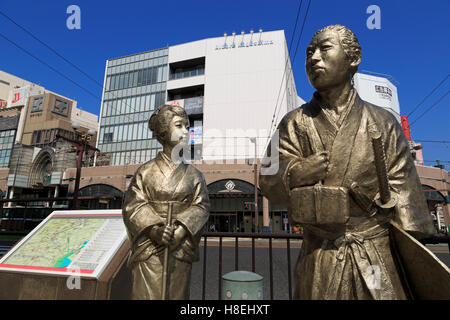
52 98 69 116
215 40 274 50
184 97 203 115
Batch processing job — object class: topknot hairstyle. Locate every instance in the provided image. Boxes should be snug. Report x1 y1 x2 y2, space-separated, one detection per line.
148 104 189 145
313 24 362 74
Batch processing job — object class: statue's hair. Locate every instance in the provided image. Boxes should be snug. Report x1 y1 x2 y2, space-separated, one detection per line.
148 104 189 145
313 24 362 73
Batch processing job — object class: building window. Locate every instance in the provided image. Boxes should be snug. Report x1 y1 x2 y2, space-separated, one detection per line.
103 132 113 143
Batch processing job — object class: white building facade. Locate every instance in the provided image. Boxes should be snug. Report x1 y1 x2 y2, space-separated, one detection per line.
97 30 301 165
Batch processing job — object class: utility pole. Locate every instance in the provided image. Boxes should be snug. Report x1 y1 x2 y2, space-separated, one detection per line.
56 122 98 209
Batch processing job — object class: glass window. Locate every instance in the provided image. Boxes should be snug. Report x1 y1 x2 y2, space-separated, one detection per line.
103 132 113 143
146 68 152 85
151 67 157 83
110 76 115 91
130 97 136 113
123 98 132 113
105 76 111 91
132 124 137 140
162 65 168 81
150 94 156 111
120 99 127 114
128 71 134 88
142 68 148 85
136 95 142 112
137 70 143 86
133 71 138 87
122 125 128 141
110 104 116 117
106 102 112 117
102 102 108 117
157 66 163 83
120 73 125 89
114 75 120 90
118 125 123 140
124 73 129 89
137 123 143 140
154 92 160 108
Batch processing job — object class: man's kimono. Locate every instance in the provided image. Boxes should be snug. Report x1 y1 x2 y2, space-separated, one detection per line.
122 151 210 299
260 91 436 300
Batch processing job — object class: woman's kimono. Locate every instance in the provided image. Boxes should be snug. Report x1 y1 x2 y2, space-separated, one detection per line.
122 151 210 300
260 91 436 300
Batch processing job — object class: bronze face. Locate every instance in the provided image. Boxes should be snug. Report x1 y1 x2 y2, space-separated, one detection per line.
305 30 353 91
167 115 189 149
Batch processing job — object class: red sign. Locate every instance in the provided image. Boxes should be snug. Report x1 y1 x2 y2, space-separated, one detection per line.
11 92 21 103
400 116 411 141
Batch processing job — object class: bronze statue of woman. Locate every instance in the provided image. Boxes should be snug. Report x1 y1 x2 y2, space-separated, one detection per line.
122 104 210 300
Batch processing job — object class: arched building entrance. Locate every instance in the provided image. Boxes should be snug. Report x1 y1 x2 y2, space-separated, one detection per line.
207 179 261 233
206 178 289 233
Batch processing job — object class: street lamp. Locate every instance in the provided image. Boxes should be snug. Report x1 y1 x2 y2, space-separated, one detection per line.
250 137 258 233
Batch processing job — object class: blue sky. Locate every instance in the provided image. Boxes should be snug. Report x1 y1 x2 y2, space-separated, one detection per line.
0 0 449 166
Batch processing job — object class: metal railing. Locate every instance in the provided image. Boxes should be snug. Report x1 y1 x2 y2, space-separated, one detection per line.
200 232 301 300
199 231 450 300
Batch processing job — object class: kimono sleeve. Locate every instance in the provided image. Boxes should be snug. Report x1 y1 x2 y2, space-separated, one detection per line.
259 110 304 206
384 116 436 238
175 169 210 237
122 168 164 244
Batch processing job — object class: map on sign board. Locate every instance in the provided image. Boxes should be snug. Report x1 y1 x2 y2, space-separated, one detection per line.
0 210 127 279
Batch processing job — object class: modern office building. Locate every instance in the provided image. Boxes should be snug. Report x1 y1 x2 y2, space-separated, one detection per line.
97 30 301 166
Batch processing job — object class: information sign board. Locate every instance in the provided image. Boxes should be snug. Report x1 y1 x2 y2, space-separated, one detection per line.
0 210 127 279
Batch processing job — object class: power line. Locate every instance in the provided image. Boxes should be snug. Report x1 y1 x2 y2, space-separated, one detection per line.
266 0 312 149
409 91 449 126
407 74 449 117
0 31 100 100
0 15 155 143
270 0 312 139
423 160 450 163
414 140 450 144
0 9 103 88
266 0 304 144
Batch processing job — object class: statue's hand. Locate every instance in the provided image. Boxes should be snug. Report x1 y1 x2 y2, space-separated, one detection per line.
169 224 188 252
149 225 174 246
289 151 329 188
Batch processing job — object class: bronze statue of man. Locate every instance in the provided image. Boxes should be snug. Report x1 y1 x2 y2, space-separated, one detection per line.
122 104 210 299
259 25 438 299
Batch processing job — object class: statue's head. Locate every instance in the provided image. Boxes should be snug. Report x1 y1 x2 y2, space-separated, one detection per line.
305 25 362 91
148 104 189 148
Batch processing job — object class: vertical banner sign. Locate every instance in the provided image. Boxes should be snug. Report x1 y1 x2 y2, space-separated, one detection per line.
400 116 411 141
